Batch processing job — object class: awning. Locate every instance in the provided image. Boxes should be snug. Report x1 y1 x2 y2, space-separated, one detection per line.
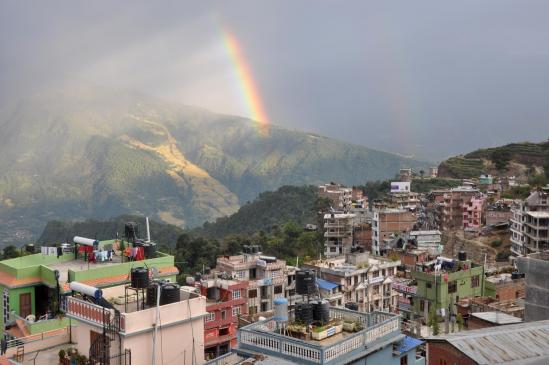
316 278 339 291
395 336 424 353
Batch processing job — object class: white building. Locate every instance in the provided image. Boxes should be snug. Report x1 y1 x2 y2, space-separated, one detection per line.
324 213 355 257
511 187 549 256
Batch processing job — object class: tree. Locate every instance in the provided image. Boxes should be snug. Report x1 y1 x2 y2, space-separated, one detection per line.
419 170 425 178
491 149 511 170
428 307 440 335
2 245 20 259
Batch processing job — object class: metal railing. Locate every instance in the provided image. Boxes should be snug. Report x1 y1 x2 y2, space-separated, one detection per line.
5 327 69 349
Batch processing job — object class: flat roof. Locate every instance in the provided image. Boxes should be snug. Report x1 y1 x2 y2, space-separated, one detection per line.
527 211 549 218
410 230 442 235
471 311 522 325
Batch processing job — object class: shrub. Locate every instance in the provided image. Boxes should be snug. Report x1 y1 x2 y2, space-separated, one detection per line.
490 240 502 248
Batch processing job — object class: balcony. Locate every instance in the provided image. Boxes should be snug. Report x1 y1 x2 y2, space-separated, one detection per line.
238 308 400 364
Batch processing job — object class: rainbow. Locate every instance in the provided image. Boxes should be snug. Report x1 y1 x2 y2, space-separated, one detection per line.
222 30 270 136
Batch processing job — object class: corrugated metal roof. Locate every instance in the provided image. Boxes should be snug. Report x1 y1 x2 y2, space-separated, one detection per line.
471 311 522 325
429 320 549 364
396 336 423 353
316 278 339 291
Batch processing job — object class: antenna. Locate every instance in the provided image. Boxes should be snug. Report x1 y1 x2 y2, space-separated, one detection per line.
146 217 151 243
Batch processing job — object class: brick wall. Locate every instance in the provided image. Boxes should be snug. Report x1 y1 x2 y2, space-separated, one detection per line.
428 341 476 365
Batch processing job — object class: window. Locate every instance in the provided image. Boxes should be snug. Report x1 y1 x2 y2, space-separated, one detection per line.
426 282 432 289
221 310 226 320
236 270 245 279
232 290 241 299
232 306 241 317
448 281 457 294
274 285 283 294
400 355 408 365
248 289 257 298
249 306 257 315
471 275 479 288
205 312 215 322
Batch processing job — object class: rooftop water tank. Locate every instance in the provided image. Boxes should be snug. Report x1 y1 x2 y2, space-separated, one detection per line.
131 267 149 288
296 270 316 295
273 298 289 323
295 303 314 325
160 283 181 305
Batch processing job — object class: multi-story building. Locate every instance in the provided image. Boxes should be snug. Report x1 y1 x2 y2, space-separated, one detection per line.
323 213 355 257
196 278 249 360
65 283 206 365
0 238 178 340
318 183 353 212
214 249 288 317
409 230 442 254
462 193 486 230
234 306 425 365
510 187 549 255
353 222 372 252
517 251 549 321
303 253 401 312
438 186 479 230
429 166 438 178
406 252 487 320
400 168 413 182
485 202 512 226
372 208 417 255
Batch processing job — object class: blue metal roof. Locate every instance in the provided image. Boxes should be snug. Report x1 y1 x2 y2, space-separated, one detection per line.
316 278 339 291
396 336 424 353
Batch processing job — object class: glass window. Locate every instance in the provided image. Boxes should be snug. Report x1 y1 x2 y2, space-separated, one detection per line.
232 290 241 299
205 312 215 322
232 306 241 317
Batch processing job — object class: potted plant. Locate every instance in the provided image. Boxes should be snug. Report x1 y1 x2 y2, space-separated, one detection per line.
58 349 67 365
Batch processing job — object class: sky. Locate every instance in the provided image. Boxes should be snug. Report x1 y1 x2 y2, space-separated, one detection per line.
1 1 549 161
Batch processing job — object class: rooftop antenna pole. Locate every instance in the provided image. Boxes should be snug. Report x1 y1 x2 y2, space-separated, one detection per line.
146 217 151 243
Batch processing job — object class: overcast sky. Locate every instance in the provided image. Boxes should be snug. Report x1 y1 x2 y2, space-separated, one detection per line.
2 1 549 161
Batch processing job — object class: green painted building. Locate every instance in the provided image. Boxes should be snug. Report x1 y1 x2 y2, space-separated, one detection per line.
410 259 491 319
0 239 178 338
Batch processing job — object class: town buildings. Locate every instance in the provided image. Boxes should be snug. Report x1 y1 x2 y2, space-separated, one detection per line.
400 168 413 182
323 213 355 257
214 249 289 318
427 320 549 365
196 278 249 360
318 183 352 212
485 202 512 226
302 253 400 312
510 186 549 255
429 167 438 178
372 208 417 255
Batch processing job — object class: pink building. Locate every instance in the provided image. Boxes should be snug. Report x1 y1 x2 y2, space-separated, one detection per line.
463 194 487 230
66 284 207 365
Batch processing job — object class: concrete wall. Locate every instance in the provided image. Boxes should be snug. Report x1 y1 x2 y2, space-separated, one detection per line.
517 254 549 321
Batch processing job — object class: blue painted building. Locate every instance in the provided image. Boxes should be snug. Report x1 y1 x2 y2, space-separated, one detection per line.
234 307 425 365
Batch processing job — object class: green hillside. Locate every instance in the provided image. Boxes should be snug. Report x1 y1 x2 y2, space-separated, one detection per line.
0 85 428 245
438 141 549 179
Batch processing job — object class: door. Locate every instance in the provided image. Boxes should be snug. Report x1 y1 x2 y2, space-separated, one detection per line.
19 293 31 318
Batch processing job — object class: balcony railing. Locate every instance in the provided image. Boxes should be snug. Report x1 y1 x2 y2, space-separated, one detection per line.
238 308 400 364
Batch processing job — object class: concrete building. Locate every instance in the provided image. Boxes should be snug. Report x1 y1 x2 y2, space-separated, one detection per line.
517 252 549 321
372 208 417 255
318 183 353 212
410 253 487 320
0 239 178 340
215 250 288 317
511 187 549 256
400 168 413 182
427 320 549 365
197 278 249 360
323 213 355 257
429 167 438 178
234 306 425 365
352 222 372 253
462 194 487 230
65 284 206 365
409 230 442 255
486 202 512 226
438 186 480 230
302 253 401 312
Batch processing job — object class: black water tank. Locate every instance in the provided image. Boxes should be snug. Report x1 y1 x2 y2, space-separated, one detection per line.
313 300 330 324
295 303 314 325
296 270 316 295
160 283 181 305
345 302 358 311
458 251 467 261
131 267 149 288
511 272 522 280
143 243 156 259
125 222 139 242
26 244 35 254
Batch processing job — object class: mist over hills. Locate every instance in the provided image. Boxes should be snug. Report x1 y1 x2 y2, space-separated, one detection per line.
0 86 427 245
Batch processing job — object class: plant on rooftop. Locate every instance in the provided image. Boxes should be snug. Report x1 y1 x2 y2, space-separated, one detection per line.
456 313 464 331
58 349 65 359
427 307 440 336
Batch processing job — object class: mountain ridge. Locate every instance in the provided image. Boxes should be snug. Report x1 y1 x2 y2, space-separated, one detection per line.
0 86 428 245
